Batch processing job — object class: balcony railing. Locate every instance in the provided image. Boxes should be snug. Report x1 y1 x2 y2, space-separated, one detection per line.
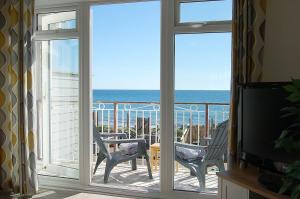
93 101 229 151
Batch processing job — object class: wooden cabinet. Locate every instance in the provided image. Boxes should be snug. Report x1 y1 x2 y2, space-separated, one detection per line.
217 168 290 199
219 178 249 199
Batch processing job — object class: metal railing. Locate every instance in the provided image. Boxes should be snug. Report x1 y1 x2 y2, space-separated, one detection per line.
93 101 229 149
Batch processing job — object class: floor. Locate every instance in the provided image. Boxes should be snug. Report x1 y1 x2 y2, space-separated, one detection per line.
92 162 218 193
34 161 219 198
32 189 140 199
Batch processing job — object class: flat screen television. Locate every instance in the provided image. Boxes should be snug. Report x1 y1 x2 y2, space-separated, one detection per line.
241 82 299 172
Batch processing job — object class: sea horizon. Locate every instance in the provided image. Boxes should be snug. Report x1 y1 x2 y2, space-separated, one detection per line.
93 89 230 104
93 89 230 91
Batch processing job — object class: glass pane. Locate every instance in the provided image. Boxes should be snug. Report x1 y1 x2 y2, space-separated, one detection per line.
91 1 160 191
36 39 79 179
37 11 76 31
180 0 232 23
174 33 231 193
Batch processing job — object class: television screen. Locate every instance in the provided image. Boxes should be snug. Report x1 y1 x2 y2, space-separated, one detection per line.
242 83 299 164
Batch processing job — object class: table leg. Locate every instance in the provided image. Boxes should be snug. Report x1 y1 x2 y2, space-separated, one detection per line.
150 148 154 170
154 150 158 171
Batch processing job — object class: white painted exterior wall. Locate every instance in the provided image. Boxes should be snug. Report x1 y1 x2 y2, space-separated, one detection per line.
50 72 79 165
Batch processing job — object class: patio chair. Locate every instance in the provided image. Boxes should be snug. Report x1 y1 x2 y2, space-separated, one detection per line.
93 125 153 183
174 120 228 191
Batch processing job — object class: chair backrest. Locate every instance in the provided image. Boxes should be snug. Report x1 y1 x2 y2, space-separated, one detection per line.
180 126 207 144
180 128 189 143
205 120 228 160
93 125 111 159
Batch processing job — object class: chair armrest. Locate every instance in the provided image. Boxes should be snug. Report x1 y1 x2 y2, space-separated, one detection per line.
99 133 127 139
103 138 146 144
174 142 207 151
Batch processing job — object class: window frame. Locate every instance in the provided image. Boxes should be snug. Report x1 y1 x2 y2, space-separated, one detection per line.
35 6 79 37
34 4 88 182
170 0 232 193
34 0 232 198
174 0 232 33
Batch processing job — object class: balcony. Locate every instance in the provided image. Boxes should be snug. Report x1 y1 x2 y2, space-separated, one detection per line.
92 101 229 192
36 72 229 193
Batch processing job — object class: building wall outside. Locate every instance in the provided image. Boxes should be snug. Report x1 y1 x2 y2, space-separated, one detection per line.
50 72 79 165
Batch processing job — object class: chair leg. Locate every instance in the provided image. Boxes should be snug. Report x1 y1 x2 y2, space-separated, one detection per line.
217 159 225 172
93 153 106 174
192 166 207 176
144 153 153 179
104 161 115 183
196 166 206 192
132 159 137 170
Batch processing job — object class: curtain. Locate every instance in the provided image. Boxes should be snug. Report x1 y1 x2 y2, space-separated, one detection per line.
0 0 37 196
228 0 267 169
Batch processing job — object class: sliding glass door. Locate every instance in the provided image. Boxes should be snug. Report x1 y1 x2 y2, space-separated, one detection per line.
172 0 232 194
174 33 231 193
36 39 79 179
90 1 161 191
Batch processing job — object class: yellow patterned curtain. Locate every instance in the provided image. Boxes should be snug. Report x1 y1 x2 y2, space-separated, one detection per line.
228 0 267 169
0 0 37 195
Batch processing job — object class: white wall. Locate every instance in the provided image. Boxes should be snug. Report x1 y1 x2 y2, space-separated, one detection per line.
263 0 300 81
51 72 79 164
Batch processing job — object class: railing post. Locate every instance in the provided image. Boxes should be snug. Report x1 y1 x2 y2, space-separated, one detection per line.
113 102 118 152
93 110 97 126
189 110 193 144
127 112 130 138
205 104 209 137
93 110 97 157
114 102 118 132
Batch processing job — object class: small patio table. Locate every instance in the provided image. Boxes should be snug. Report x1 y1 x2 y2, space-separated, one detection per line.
150 143 179 172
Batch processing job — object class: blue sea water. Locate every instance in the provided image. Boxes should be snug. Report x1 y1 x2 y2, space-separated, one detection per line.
93 90 230 103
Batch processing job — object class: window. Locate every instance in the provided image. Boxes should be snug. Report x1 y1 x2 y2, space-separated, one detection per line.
91 2 160 191
35 9 80 179
179 0 232 23
174 33 231 193
172 0 232 193
37 11 77 31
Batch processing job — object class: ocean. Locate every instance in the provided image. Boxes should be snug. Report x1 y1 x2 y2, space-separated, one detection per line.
93 90 230 103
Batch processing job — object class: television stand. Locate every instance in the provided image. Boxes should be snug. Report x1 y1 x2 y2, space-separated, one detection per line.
257 173 283 193
217 167 290 199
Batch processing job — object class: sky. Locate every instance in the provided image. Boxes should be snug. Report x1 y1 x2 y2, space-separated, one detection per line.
91 0 232 90
51 39 79 74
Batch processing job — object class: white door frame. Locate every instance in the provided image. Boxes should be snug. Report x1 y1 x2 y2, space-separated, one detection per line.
78 2 92 185
160 0 175 194
34 4 81 178
80 0 178 193
35 0 232 198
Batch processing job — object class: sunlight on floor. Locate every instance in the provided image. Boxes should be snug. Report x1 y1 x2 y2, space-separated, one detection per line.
33 191 57 198
92 162 218 194
64 193 132 199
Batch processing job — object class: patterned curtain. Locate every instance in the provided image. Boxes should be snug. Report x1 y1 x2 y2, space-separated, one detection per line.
228 0 267 169
0 0 37 196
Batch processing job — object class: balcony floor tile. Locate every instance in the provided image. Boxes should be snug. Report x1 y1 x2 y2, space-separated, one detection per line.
92 162 218 194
